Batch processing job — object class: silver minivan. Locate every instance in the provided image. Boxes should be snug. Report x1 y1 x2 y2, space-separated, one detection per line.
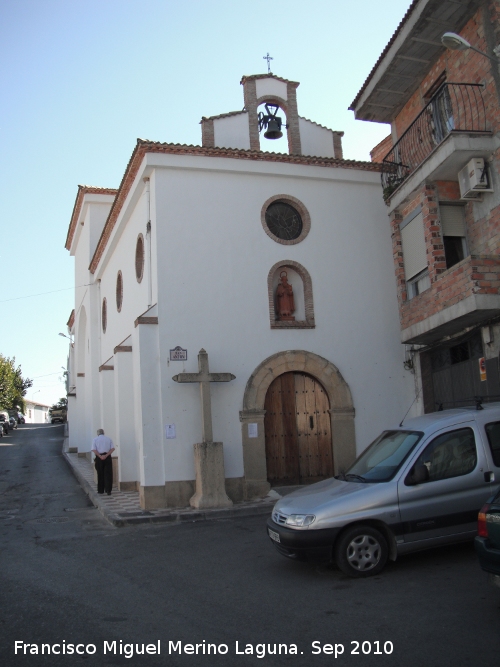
267 404 500 577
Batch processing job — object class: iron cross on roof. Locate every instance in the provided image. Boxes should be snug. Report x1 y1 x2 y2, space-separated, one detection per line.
263 52 273 74
172 349 235 443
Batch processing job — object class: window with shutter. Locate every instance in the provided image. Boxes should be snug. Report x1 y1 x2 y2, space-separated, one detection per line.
401 212 427 280
400 211 430 300
440 204 467 269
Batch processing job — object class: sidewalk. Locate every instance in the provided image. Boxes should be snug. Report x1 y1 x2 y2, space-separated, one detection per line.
62 433 281 527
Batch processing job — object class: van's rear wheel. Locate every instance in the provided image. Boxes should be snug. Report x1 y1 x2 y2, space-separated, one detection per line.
335 525 388 577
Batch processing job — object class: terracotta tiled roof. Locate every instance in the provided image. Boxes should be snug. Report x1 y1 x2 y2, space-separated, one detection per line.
299 116 344 135
201 110 247 122
349 0 419 111
26 400 52 408
89 140 384 274
240 73 299 87
67 309 75 329
65 185 118 251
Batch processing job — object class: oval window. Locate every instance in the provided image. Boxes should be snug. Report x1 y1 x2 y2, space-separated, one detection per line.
135 234 144 283
102 298 107 333
116 271 123 312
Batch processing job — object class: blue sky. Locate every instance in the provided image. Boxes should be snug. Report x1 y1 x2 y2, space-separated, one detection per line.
0 0 410 407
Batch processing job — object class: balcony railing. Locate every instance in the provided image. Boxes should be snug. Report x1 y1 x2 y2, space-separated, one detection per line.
381 83 488 201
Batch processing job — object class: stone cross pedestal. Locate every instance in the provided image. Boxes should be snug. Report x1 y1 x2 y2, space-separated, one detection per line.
172 349 235 509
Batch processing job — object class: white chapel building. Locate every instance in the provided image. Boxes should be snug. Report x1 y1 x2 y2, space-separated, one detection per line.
64 73 416 509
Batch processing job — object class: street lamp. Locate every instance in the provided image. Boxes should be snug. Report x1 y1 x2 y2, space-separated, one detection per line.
58 332 73 341
441 32 500 63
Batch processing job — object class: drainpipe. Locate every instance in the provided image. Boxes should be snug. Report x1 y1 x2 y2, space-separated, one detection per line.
144 177 152 308
483 3 500 104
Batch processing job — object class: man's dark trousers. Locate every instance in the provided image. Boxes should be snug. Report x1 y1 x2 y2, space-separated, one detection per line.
95 456 113 494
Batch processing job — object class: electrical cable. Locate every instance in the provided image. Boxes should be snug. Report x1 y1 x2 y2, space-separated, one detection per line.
0 283 94 303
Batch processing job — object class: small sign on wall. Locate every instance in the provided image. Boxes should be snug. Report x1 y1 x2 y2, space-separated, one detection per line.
165 424 176 439
170 346 188 361
479 357 487 382
248 423 258 438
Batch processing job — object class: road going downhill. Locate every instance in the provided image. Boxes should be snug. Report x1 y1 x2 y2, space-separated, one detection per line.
1 424 499 667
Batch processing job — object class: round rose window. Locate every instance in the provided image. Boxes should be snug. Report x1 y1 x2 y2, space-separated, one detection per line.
265 201 303 241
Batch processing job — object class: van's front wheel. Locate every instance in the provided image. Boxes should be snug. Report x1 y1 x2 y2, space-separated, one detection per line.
335 525 388 577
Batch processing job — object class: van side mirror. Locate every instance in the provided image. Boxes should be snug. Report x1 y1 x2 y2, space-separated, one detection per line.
406 464 429 486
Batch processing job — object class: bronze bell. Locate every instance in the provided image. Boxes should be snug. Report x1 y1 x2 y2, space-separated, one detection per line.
264 118 283 140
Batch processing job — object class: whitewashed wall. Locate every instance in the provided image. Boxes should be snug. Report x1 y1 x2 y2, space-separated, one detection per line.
213 113 250 150
298 117 335 158
255 77 288 100
71 152 416 489
98 188 151 364
147 153 415 485
70 194 114 452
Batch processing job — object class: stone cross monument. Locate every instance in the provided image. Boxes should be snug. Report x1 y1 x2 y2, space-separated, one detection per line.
172 349 235 509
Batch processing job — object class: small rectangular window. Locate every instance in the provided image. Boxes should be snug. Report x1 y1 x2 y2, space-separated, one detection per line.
430 333 483 371
407 269 431 300
450 341 469 365
440 204 467 270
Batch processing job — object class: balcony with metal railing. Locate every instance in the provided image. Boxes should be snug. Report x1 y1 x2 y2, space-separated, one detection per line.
381 83 492 205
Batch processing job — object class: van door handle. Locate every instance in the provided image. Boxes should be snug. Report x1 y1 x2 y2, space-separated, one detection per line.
484 471 495 483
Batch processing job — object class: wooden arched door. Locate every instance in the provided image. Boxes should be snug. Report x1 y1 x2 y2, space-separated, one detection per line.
264 372 333 485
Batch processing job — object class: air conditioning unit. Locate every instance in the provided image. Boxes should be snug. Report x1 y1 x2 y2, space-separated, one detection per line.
458 158 493 200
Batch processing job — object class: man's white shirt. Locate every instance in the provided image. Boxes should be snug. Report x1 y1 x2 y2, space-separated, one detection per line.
92 434 114 454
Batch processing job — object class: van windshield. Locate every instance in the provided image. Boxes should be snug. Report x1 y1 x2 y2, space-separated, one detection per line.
343 430 423 482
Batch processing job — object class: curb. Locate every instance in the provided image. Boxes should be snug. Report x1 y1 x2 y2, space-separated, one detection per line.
107 502 274 528
62 450 274 527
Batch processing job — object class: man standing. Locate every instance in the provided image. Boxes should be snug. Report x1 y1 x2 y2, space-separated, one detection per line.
92 429 115 495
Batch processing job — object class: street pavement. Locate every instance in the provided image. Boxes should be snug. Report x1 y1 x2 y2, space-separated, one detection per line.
1 424 499 667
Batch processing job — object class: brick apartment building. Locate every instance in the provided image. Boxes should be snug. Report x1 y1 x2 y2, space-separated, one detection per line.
351 0 500 412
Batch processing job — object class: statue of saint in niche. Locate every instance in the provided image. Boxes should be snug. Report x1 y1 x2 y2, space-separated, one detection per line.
276 271 295 321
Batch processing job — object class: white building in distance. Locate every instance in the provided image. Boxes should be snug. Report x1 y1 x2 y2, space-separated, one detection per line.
64 73 416 510
24 401 50 424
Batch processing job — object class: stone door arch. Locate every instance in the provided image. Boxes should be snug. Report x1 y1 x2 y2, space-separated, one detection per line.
240 351 355 499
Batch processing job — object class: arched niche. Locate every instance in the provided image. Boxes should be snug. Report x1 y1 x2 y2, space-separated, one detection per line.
267 260 315 329
239 350 356 499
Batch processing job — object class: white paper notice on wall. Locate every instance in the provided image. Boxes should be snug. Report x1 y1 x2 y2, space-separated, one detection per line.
248 423 258 438
165 424 176 439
